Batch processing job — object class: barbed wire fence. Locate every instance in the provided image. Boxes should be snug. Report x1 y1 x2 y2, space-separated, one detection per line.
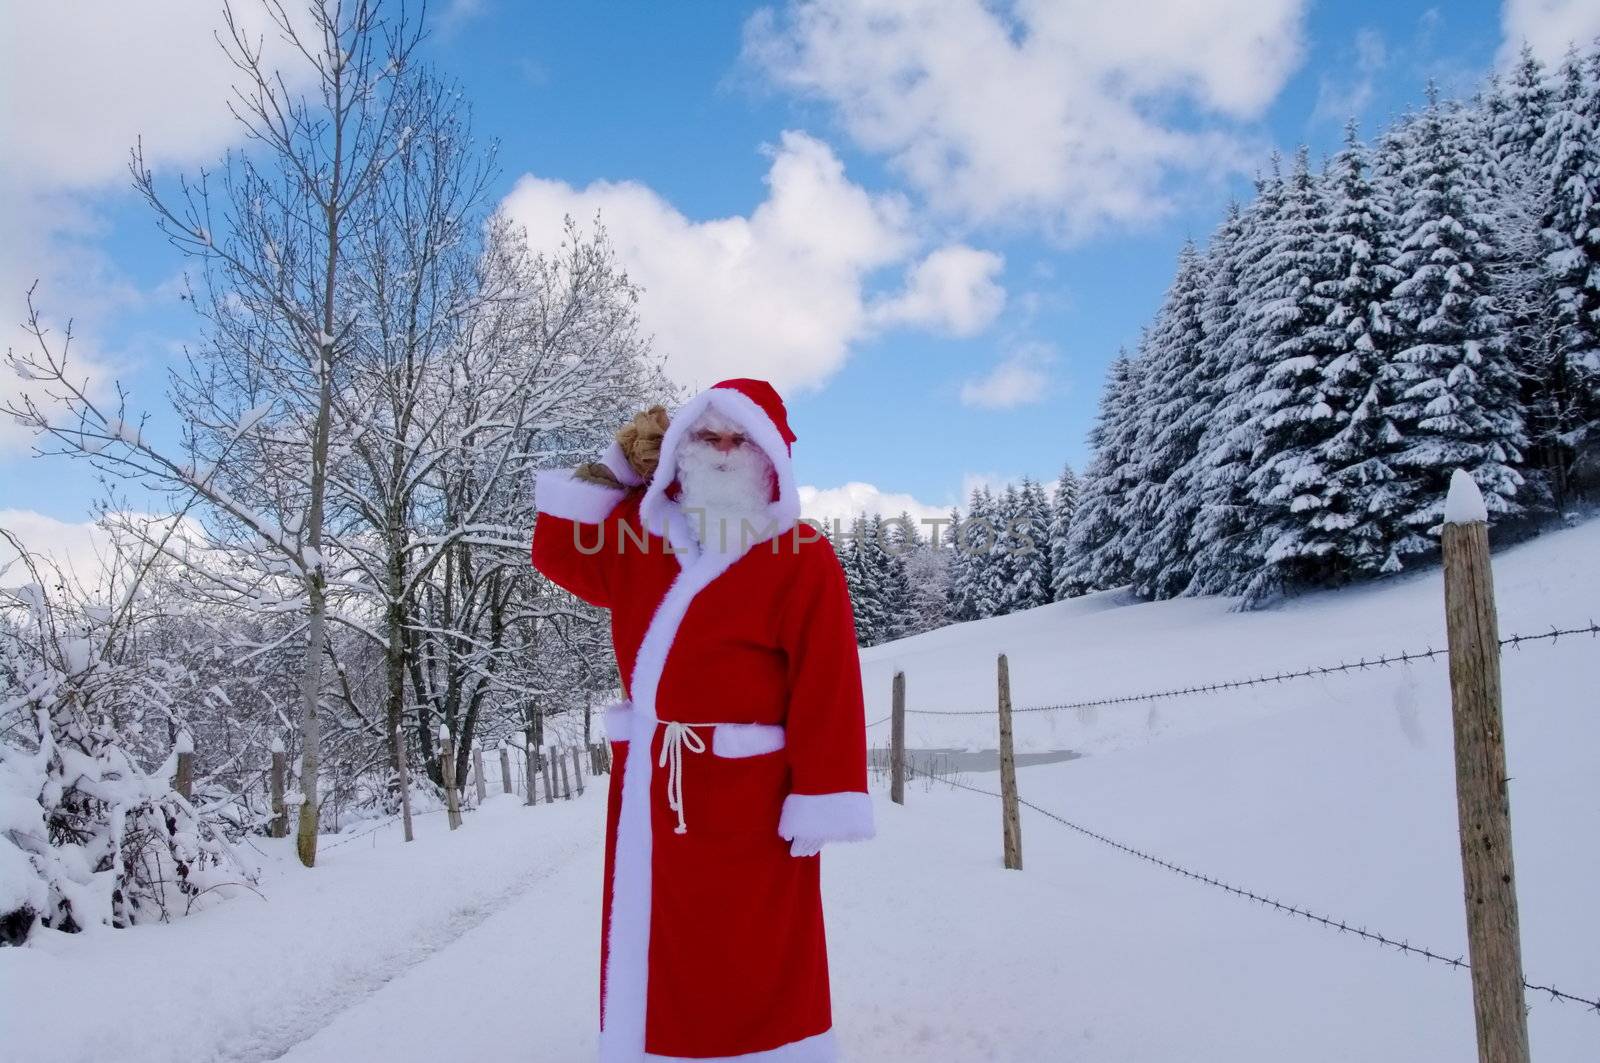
870 599 1600 1037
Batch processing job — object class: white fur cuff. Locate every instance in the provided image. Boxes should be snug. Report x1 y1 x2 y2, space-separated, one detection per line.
599 440 645 487
604 701 635 743
777 791 875 844
535 468 626 524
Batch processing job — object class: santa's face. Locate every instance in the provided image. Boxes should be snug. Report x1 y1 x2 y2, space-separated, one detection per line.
676 408 776 547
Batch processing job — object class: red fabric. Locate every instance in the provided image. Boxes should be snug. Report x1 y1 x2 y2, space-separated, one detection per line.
531 490 867 1058
710 377 797 453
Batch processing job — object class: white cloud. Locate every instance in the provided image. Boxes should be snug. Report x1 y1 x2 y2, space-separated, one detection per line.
960 341 1057 410
1500 0 1600 65
0 2 307 457
868 246 1005 336
799 482 951 529
743 0 1308 240
0 510 118 587
500 131 1007 394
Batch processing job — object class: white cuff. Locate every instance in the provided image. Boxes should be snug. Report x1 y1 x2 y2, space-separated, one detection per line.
535 468 626 523
603 701 634 743
778 791 875 844
599 440 644 487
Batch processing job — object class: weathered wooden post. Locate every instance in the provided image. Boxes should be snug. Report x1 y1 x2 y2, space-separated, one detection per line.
499 742 515 796
439 725 462 830
541 748 555 804
997 654 1022 871
524 731 538 806
394 724 414 843
174 730 194 802
269 735 288 838
890 671 906 805
572 745 586 797
558 747 573 800
1441 470 1529 1063
472 741 488 804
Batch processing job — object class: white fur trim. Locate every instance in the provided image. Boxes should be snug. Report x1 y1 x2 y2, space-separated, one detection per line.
604 701 635 743
601 439 645 487
600 545 748 1063
778 792 876 845
639 387 801 554
712 722 786 759
643 1028 838 1062
535 468 626 524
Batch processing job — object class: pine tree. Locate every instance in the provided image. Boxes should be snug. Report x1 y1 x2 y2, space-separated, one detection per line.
1125 241 1210 599
943 504 973 622
966 487 1004 619
1047 463 1080 600
1532 47 1600 503
1001 478 1051 612
1313 120 1408 578
1065 351 1144 593
1189 159 1289 597
1382 85 1527 542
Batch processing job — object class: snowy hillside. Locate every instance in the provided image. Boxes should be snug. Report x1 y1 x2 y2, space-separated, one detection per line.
5 521 1597 1062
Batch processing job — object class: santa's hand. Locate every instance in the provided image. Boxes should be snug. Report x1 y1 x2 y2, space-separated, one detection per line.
788 836 825 858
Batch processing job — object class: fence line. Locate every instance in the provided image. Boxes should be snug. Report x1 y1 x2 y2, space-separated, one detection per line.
926 772 1600 1015
864 620 1598 723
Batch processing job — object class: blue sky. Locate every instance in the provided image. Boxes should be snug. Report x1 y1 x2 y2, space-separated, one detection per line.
4 0 1599 566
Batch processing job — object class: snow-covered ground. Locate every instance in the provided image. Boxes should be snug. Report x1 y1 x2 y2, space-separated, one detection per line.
4 520 1597 1061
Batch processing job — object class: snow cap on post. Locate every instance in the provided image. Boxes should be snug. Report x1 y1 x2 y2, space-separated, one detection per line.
438 723 452 743
1444 468 1488 525
174 730 194 754
269 735 285 754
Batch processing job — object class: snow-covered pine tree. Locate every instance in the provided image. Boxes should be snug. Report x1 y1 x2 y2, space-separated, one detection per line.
1001 478 1052 612
965 487 1004 619
984 486 1022 616
1312 120 1408 578
1188 160 1289 597
875 514 916 642
1124 241 1209 599
943 504 973 622
1064 351 1145 594
1047 463 1080 601
1236 146 1346 605
1531 46 1600 502
1381 84 1527 542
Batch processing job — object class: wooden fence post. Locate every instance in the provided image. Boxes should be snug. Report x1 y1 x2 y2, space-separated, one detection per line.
500 743 514 796
472 742 488 804
572 745 585 797
174 730 194 802
269 736 287 838
394 724 414 843
1442 470 1529 1063
890 671 906 805
439 725 462 830
541 749 555 804
558 747 573 800
997 654 1022 871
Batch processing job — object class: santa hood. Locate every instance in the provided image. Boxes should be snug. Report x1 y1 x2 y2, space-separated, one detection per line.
639 377 802 550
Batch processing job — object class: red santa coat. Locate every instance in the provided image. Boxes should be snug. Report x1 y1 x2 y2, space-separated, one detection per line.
530 379 874 1062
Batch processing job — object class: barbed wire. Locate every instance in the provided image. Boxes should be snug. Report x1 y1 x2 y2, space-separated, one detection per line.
929 773 1600 1014
885 621 1598 718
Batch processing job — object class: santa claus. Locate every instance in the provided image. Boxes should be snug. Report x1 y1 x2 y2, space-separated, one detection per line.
530 378 874 1062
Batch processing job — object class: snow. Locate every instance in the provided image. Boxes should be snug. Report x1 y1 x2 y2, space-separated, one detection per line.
1445 467 1489 524
269 736 285 754
5 520 1596 1061
173 730 194 755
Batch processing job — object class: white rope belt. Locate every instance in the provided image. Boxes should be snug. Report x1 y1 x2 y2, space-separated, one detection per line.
659 722 711 834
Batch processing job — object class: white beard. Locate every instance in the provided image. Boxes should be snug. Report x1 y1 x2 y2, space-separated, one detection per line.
676 435 776 552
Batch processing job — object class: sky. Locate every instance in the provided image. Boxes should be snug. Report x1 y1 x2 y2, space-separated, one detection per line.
4 0 1600 575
